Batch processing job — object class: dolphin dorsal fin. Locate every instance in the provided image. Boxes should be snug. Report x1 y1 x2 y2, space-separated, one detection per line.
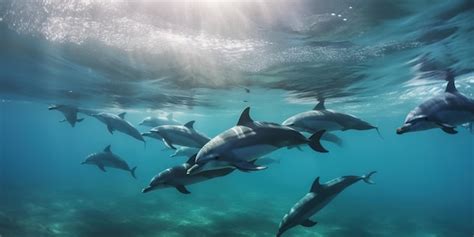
104 145 112 153
310 177 323 193
186 154 197 165
313 99 326 110
167 113 173 120
118 112 126 119
237 107 253 126
184 121 195 129
445 70 457 93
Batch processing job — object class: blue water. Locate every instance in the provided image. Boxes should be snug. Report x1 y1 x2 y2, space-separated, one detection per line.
1 1 473 237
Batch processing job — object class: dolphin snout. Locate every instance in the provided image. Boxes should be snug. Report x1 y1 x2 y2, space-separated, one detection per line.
396 125 409 135
142 186 154 193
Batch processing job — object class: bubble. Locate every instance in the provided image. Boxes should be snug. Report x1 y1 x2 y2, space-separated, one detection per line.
331 13 336 16
337 14 342 17
349 6 353 9
343 18 347 21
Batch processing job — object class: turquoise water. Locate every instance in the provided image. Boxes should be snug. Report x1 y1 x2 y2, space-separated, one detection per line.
1 1 473 237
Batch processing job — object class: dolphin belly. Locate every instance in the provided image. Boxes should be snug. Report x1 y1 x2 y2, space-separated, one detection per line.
434 110 474 125
303 120 343 132
230 144 278 162
167 133 203 148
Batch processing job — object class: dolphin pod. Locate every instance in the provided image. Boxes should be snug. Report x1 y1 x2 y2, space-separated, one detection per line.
48 70 472 236
186 107 328 175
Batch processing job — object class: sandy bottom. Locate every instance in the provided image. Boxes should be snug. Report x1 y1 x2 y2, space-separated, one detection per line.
0 187 470 237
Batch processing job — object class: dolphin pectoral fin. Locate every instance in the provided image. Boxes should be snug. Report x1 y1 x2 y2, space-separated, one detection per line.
287 145 303 151
130 167 137 179
162 138 176 150
301 219 318 227
77 118 85 123
441 126 458 134
107 125 114 134
435 122 458 134
175 185 191 194
98 164 106 172
233 161 267 172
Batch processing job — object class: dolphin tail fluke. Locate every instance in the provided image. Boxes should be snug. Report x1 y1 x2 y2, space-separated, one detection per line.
375 127 383 139
308 130 328 153
131 166 137 179
362 171 376 184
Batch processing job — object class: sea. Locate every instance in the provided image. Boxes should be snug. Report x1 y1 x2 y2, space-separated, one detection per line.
0 1 473 237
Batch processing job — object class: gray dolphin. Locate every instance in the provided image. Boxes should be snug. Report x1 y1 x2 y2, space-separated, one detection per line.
276 171 376 237
142 155 234 194
92 112 145 143
81 145 137 179
397 71 474 135
282 99 380 136
187 107 327 175
141 131 163 141
48 104 84 127
150 121 210 149
139 114 181 127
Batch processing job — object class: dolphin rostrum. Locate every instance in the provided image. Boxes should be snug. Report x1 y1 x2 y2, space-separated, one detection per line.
397 70 474 135
92 112 145 143
150 121 210 149
81 145 137 179
48 104 84 127
187 107 327 175
276 171 376 237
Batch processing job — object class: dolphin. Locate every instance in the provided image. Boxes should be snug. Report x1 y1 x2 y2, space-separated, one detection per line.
397 70 474 135
48 104 84 127
142 155 277 194
141 131 163 141
150 121 210 149
282 99 380 136
170 147 201 158
321 132 343 147
139 113 181 127
81 145 137 179
187 107 327 175
276 171 376 237
142 155 234 194
92 112 145 143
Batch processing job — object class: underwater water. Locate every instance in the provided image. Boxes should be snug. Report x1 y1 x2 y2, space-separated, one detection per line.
0 0 473 237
